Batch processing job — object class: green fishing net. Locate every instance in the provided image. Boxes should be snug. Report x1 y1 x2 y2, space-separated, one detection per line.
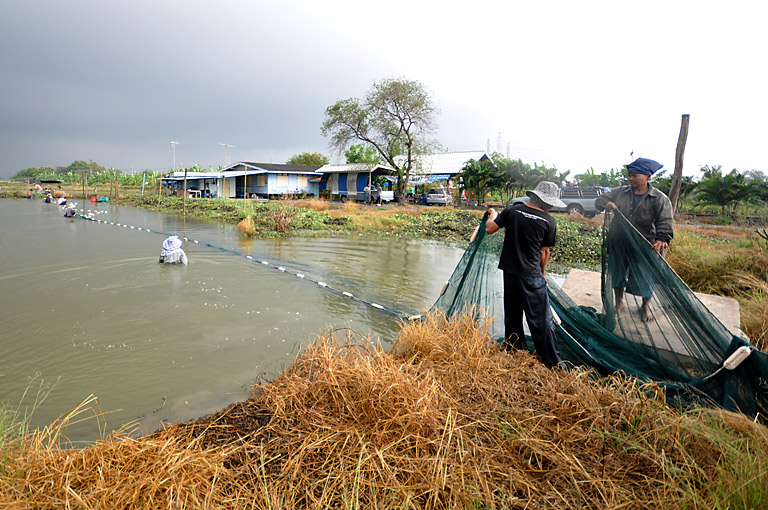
431 210 768 420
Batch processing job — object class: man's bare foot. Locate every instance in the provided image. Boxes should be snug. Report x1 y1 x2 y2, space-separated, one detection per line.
641 305 655 322
615 301 626 315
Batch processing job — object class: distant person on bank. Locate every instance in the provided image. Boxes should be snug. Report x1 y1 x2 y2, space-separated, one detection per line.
486 181 566 369
158 236 188 265
594 157 674 322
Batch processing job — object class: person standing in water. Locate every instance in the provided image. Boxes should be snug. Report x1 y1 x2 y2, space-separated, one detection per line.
158 236 188 265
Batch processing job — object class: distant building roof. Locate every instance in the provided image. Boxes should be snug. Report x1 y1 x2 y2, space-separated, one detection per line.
316 163 395 174
165 171 222 180
409 151 492 176
222 162 321 174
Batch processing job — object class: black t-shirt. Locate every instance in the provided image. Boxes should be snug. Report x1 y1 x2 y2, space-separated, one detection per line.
494 204 557 277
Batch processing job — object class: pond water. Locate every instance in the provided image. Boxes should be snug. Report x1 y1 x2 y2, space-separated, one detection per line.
0 198 466 443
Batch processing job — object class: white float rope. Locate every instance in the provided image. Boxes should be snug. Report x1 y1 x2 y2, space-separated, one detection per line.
76 213 416 320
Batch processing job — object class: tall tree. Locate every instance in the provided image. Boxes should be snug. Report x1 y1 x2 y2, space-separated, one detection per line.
322 78 439 203
286 152 329 166
344 144 380 164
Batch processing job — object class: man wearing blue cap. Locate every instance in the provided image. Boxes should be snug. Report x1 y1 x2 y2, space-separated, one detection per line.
595 158 674 321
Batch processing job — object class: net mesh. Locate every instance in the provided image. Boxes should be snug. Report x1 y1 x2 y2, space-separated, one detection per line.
431 210 768 420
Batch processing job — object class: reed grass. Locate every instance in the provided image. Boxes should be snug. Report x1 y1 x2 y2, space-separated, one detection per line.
3 313 767 509
667 226 768 350
0 375 57 451
302 198 331 212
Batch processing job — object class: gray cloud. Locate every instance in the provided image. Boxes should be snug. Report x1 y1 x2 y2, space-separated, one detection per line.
2 1 766 178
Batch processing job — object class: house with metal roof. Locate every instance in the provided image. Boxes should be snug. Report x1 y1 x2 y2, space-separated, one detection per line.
162 162 322 198
406 150 493 185
219 162 321 198
315 163 395 202
162 171 223 197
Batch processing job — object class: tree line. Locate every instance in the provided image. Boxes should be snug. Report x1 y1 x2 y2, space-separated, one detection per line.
11 161 224 191
460 156 767 216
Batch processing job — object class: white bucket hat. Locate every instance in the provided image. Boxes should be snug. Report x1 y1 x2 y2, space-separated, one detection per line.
527 181 566 209
161 236 183 256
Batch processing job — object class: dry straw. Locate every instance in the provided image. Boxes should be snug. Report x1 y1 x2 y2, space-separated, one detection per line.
2 312 767 509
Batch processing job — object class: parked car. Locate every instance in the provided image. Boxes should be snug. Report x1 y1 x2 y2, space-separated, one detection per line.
426 188 452 205
339 187 394 203
508 186 611 217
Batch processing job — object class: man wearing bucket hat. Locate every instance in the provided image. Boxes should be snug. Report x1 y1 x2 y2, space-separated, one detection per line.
485 181 566 369
595 157 674 321
158 236 188 265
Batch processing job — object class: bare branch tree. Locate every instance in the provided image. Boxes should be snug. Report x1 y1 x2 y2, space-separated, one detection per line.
322 78 439 203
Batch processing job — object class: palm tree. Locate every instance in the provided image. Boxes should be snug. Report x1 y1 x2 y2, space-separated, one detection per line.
460 159 502 205
694 168 748 216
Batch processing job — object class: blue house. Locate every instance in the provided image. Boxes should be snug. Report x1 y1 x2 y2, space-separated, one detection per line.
316 163 396 202
219 162 321 198
162 171 222 197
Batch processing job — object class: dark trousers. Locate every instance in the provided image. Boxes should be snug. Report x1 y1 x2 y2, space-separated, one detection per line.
503 272 563 368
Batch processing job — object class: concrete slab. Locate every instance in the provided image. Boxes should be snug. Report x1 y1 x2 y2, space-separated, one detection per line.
561 268 748 341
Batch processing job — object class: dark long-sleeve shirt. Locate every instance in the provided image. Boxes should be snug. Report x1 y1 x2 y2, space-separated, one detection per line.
595 184 674 245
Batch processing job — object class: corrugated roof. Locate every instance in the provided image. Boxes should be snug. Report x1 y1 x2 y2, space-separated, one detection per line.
221 162 321 174
166 171 223 179
316 163 395 174
407 151 490 175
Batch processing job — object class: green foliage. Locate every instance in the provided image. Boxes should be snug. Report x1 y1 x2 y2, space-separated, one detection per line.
694 166 750 216
286 152 329 166
550 218 602 270
479 154 570 203
575 167 625 187
344 144 380 164
460 159 502 205
651 170 697 200
10 166 58 182
322 77 439 202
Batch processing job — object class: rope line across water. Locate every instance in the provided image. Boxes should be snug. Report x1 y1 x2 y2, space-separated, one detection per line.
75 214 418 321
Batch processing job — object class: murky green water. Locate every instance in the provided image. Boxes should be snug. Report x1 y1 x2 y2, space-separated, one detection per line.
0 199 464 443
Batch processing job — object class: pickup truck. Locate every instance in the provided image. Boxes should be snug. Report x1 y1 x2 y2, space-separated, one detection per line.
509 186 611 218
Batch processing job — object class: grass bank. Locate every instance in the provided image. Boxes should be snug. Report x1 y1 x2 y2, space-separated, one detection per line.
2 312 767 509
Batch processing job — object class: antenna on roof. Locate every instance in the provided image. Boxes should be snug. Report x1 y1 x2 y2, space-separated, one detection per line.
170 141 180 169
219 143 235 166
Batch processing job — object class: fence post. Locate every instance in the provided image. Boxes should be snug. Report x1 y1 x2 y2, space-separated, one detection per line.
669 114 690 214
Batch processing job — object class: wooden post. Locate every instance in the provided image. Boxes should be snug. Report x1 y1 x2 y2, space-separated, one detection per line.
183 168 188 215
669 114 690 213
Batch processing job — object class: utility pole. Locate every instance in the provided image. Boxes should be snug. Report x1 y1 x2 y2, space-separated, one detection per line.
669 114 690 214
219 143 235 167
170 141 180 169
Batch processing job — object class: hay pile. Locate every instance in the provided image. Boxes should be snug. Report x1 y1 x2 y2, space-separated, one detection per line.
2 313 767 509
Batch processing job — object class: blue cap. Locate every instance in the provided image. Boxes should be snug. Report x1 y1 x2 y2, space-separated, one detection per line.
627 158 663 175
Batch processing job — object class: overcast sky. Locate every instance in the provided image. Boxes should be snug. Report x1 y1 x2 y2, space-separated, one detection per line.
1 0 766 179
